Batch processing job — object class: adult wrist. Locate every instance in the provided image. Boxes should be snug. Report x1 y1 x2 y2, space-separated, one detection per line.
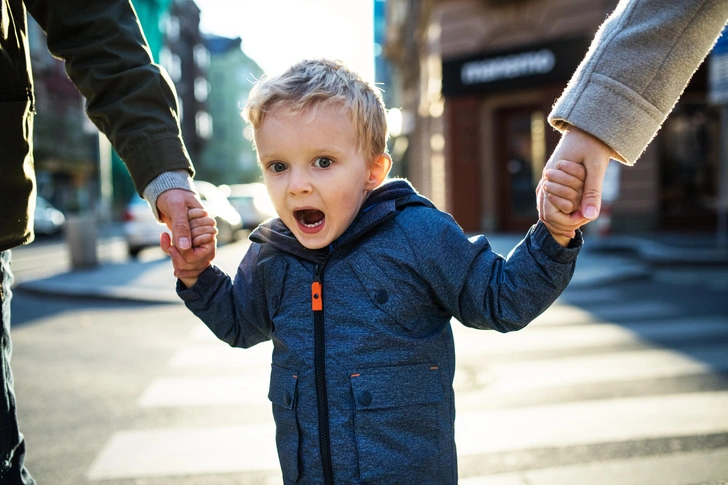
142 170 196 220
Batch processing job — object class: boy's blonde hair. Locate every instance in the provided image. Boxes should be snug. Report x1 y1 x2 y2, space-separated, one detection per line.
243 59 388 162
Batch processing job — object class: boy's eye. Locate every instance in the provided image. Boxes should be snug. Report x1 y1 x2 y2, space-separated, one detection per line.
314 157 332 168
270 162 287 173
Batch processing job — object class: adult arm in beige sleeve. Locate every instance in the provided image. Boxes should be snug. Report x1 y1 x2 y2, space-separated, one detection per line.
539 0 728 230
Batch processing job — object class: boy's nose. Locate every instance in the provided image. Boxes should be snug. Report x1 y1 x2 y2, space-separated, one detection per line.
288 167 313 195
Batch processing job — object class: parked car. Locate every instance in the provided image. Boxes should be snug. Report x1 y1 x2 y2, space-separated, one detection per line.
33 196 66 236
123 194 168 257
123 181 243 258
220 183 277 229
194 180 243 244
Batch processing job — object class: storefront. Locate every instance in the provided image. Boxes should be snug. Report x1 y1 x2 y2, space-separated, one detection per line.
389 0 721 234
442 37 590 232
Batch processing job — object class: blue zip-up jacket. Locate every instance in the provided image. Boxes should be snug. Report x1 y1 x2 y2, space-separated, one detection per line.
178 179 581 484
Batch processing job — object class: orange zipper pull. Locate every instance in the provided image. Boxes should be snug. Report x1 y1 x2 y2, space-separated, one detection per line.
312 281 322 311
312 265 323 311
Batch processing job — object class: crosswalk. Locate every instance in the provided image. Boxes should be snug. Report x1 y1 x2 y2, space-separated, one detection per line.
86 287 728 483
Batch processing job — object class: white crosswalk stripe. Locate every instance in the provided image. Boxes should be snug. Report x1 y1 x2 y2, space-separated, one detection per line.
456 391 728 456
460 449 728 485
87 424 279 479
86 298 728 482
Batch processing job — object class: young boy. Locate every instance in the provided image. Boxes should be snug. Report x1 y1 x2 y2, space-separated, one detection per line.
166 59 587 485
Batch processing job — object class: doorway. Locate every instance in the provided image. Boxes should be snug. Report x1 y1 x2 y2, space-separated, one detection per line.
496 107 546 232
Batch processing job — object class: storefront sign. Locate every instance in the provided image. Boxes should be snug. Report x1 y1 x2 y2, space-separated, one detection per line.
442 37 590 96
461 49 556 85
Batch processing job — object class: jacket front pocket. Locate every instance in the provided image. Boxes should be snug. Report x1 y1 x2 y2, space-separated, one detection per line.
268 364 300 483
350 363 443 484
349 249 417 332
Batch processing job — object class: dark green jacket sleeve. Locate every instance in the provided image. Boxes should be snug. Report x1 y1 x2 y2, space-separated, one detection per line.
25 0 194 194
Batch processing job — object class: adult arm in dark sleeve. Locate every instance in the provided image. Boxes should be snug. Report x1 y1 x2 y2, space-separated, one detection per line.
25 0 206 253
25 0 193 192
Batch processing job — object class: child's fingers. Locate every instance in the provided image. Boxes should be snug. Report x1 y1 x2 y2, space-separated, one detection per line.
190 222 217 249
167 244 215 277
189 215 217 231
160 232 173 254
541 196 587 234
540 198 572 229
187 208 210 221
542 179 581 210
190 221 218 237
554 160 586 181
544 168 584 193
546 192 577 214
191 233 215 246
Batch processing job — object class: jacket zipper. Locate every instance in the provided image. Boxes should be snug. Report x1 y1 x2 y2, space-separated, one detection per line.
312 263 334 485
310 211 397 484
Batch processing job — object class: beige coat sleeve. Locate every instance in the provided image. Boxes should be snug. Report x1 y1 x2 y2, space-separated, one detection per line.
549 0 728 165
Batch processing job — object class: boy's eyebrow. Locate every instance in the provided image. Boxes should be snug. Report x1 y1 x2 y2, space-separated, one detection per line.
312 144 346 156
259 145 347 162
257 152 281 162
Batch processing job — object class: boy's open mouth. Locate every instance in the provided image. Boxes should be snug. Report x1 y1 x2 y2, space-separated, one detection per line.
295 209 325 228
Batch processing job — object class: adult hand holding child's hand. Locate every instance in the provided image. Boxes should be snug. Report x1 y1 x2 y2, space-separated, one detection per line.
161 207 217 287
537 125 614 238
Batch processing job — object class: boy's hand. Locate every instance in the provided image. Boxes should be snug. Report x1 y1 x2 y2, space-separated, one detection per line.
538 160 588 246
539 126 614 222
161 208 217 288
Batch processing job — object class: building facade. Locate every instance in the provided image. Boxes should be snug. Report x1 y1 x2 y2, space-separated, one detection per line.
385 0 721 234
161 0 211 166
198 35 263 185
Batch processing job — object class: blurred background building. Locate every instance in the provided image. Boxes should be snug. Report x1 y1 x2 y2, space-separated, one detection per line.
27 0 264 218
382 0 722 236
27 18 99 214
198 35 263 185
160 0 210 169
26 0 724 240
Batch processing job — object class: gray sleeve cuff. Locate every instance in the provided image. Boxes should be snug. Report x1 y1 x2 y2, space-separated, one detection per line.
142 170 196 220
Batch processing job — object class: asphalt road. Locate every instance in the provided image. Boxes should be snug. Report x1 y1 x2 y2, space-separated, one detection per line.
7 257 728 484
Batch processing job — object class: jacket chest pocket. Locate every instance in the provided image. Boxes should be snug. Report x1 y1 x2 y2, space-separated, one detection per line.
268 364 300 483
349 250 420 332
350 363 443 484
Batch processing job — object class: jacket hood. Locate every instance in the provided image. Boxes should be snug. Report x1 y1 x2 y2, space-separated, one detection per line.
249 178 434 263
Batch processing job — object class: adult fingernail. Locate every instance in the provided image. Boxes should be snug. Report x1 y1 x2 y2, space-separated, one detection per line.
584 207 598 219
178 237 190 249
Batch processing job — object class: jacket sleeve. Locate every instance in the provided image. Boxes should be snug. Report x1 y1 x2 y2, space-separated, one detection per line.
401 210 581 333
24 0 194 194
549 0 728 165
177 244 273 349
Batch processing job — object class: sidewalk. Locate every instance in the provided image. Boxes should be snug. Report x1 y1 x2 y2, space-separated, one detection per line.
17 238 250 304
16 232 728 304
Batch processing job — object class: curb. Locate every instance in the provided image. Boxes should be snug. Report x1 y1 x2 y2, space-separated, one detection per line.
17 279 181 304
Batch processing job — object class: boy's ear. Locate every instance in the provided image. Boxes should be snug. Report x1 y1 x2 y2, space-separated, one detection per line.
365 154 392 191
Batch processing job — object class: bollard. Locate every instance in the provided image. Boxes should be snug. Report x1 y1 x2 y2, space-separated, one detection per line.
64 213 98 269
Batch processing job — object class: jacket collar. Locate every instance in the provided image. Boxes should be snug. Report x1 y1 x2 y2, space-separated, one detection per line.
250 178 434 263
